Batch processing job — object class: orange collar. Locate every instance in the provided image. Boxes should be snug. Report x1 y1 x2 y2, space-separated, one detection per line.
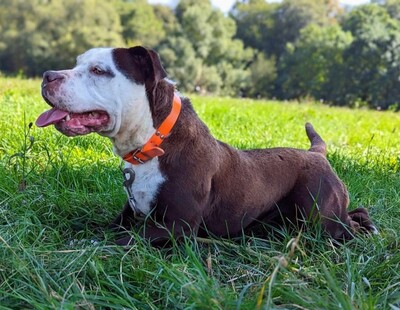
123 94 182 165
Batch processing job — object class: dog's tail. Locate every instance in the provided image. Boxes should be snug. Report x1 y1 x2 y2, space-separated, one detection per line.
305 123 327 156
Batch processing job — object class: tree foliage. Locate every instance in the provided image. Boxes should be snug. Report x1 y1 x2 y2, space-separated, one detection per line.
233 0 400 109
232 0 343 58
1 0 400 109
158 0 253 95
340 4 400 108
231 0 278 57
271 0 341 58
0 0 123 75
278 24 353 101
117 0 165 47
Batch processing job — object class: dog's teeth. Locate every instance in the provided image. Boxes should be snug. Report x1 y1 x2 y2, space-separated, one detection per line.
92 112 98 118
65 115 71 121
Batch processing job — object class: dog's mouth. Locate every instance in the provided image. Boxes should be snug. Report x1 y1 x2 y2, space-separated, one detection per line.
36 107 110 136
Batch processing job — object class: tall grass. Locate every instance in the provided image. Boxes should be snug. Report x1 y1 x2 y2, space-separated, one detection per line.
1 77 399 309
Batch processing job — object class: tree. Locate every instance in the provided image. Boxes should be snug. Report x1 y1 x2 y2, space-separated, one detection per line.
278 24 352 101
340 4 400 109
158 0 253 96
244 53 277 98
153 4 180 35
231 0 343 59
272 0 342 58
117 0 165 47
373 0 400 20
230 0 278 57
0 0 123 75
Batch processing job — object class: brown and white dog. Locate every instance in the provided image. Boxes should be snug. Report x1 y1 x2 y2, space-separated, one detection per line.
36 46 377 246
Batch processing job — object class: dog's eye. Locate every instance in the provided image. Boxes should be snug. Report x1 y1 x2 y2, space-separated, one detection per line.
91 66 104 75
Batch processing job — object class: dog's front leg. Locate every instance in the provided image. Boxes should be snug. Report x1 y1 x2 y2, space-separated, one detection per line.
114 179 210 247
109 201 136 232
115 220 199 247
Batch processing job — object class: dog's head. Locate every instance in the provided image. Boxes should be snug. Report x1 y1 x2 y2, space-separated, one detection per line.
36 46 167 137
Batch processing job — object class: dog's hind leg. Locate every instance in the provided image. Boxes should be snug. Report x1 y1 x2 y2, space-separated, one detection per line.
300 125 377 239
286 170 359 240
292 178 377 240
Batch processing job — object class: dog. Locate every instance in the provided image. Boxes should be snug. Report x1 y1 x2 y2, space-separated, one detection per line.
36 46 377 246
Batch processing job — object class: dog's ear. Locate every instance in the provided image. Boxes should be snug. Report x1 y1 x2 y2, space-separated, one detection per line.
113 46 167 88
146 48 168 83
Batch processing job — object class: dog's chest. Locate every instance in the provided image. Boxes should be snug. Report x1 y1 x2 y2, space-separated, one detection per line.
124 159 165 215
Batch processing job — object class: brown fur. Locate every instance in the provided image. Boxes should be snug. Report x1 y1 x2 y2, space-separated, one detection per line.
111 47 376 246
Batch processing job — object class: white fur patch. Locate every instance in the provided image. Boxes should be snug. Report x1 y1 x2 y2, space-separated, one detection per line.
124 159 165 215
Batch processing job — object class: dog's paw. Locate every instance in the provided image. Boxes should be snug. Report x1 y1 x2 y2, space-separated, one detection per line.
371 225 379 235
365 224 379 235
115 236 135 247
348 207 378 236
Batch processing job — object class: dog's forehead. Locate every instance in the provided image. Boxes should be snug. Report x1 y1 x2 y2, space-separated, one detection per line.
76 47 114 66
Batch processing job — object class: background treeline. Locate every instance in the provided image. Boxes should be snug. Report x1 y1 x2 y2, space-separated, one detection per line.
1 0 400 110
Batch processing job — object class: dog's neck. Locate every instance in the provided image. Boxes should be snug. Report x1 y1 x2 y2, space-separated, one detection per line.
110 81 176 159
110 119 154 159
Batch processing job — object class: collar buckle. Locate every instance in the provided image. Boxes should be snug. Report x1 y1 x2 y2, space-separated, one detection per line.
131 149 145 165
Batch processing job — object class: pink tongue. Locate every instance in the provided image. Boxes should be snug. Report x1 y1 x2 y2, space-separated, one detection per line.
36 108 69 127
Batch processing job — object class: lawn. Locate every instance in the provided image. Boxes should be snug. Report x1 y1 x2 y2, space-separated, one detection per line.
0 77 399 309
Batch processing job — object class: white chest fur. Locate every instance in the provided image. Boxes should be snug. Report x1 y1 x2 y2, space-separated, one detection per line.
124 158 165 215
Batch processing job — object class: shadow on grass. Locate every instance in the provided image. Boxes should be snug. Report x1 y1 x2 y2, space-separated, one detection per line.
1 144 400 242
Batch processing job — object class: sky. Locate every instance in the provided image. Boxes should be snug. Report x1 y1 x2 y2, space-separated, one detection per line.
148 0 370 13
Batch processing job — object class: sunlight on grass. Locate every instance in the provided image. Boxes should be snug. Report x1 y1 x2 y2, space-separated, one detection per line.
1 78 399 309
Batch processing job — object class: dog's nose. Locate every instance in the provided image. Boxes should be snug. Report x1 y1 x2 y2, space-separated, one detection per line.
43 71 65 83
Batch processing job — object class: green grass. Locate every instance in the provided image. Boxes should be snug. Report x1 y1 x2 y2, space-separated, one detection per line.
1 77 400 309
